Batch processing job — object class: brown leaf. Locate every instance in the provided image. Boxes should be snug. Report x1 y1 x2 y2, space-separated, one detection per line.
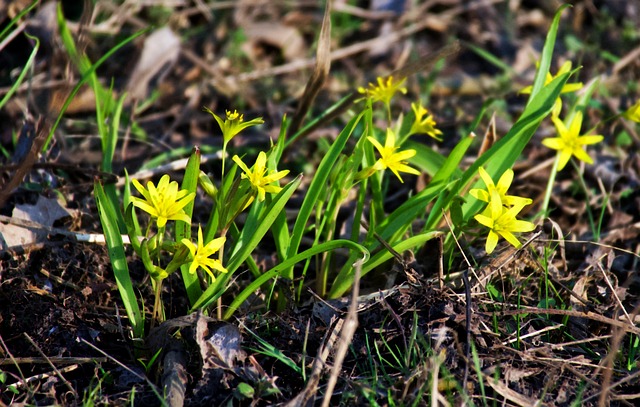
126 27 181 100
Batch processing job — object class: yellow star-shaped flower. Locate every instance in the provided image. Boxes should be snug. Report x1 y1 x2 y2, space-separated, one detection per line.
474 190 535 254
520 61 583 117
130 175 195 228
623 99 640 123
367 128 420 183
358 76 407 108
470 167 532 208
181 226 227 279
542 111 603 170
409 102 443 141
204 107 264 144
232 151 289 203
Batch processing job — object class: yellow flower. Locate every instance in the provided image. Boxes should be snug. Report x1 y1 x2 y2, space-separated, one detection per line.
520 61 583 117
542 111 603 170
181 226 227 279
409 102 443 141
204 107 264 144
623 100 640 122
130 175 195 228
358 76 407 108
367 128 420 183
474 190 535 254
232 151 289 203
470 167 532 208
521 61 583 94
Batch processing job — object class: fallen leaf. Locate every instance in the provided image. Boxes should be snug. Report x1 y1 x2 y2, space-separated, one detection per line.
126 27 181 100
0 195 71 249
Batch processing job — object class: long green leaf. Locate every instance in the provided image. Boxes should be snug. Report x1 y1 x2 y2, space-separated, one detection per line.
190 175 302 311
329 232 440 299
284 112 363 278
177 147 202 306
94 182 144 338
224 239 369 319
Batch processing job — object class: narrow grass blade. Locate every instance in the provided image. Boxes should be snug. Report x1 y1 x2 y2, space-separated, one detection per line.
94 182 144 338
48 4 148 151
329 232 440 299
177 147 202 306
224 239 368 319
191 175 302 311
284 112 363 278
0 34 38 111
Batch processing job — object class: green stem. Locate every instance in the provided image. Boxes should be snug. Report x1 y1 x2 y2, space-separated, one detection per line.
152 278 164 326
570 160 597 239
540 154 560 219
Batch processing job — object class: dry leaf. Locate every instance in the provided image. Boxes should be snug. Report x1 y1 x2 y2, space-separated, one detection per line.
0 195 71 249
126 27 181 100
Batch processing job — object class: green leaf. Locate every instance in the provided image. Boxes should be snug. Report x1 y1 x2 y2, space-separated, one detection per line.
177 147 202 306
284 112 363 278
191 175 302 311
95 182 144 338
225 239 368 319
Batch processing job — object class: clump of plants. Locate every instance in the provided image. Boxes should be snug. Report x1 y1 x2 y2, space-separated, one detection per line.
10 2 634 404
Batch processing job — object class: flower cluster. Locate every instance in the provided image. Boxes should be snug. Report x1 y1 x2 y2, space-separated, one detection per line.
470 167 535 254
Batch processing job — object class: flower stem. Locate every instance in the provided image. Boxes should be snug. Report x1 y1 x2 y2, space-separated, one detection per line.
152 278 164 326
540 154 560 219
570 160 598 240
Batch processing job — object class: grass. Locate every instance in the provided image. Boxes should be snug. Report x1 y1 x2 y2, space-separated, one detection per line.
1 1 640 405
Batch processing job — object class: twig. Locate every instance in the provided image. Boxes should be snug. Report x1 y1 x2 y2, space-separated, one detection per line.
24 333 76 396
322 258 363 407
441 211 472 389
482 306 640 335
79 338 168 406
7 364 78 390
